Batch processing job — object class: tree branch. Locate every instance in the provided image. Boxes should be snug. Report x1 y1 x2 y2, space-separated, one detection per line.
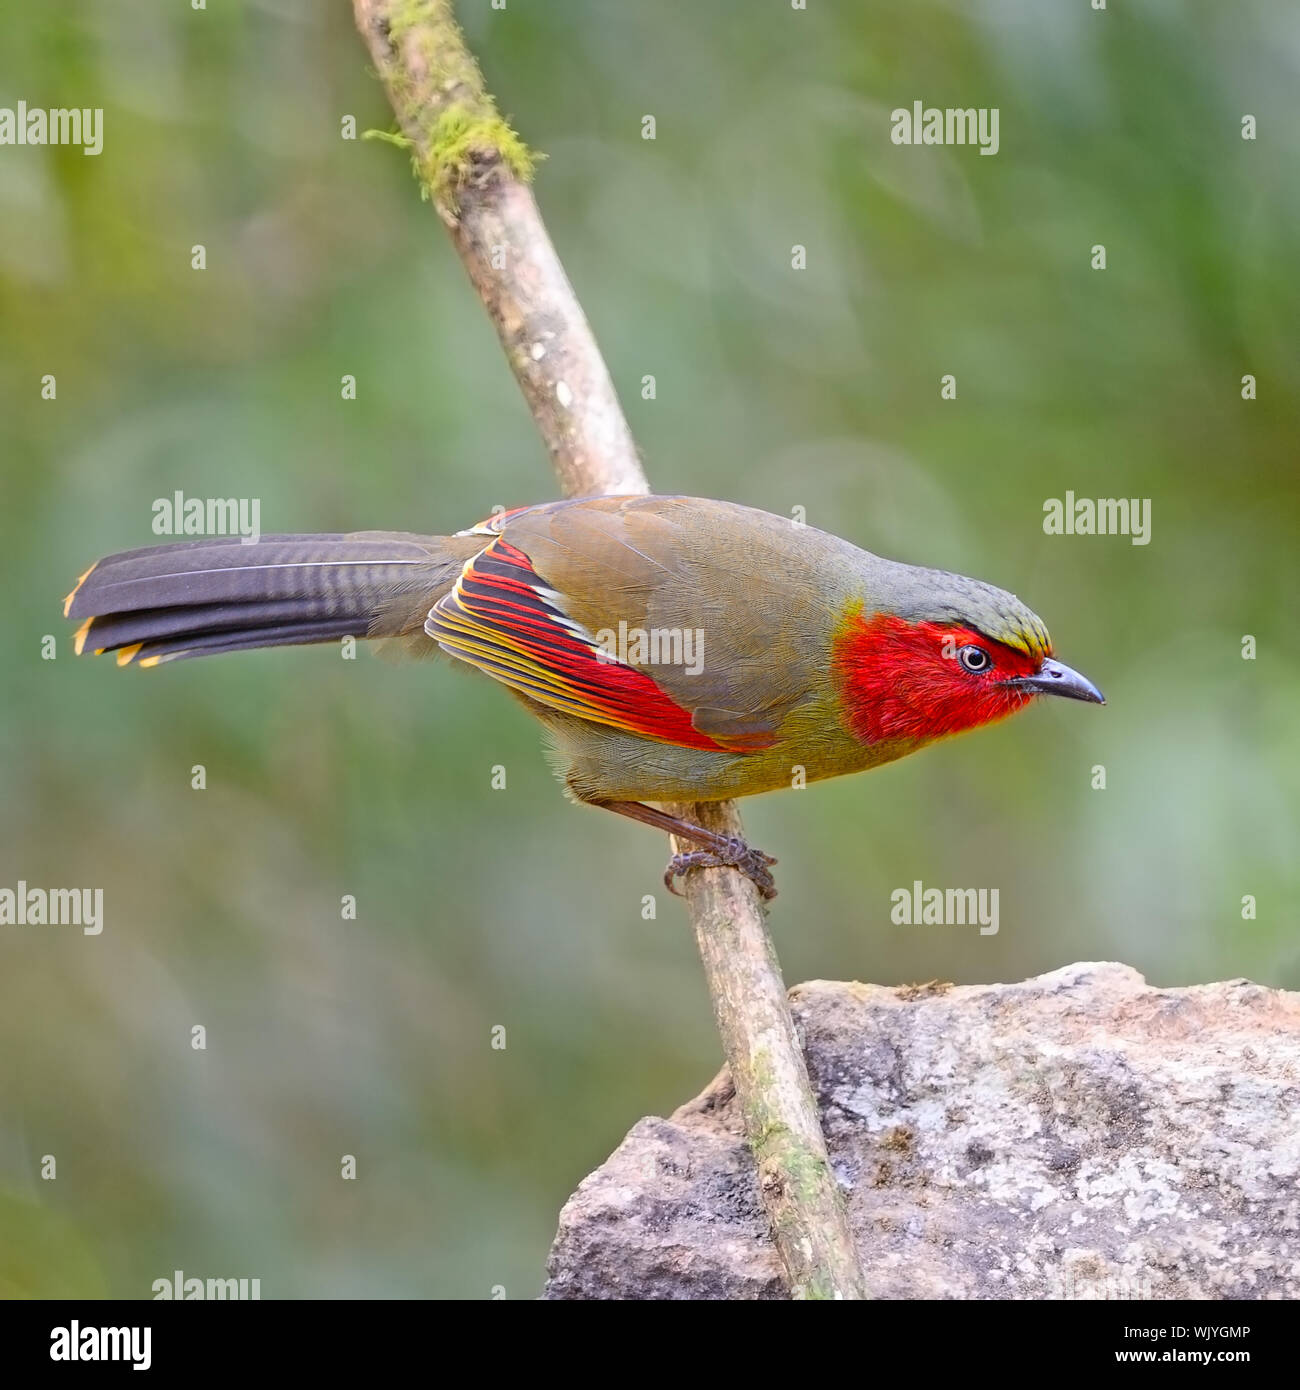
667 801 867 1299
354 0 643 497
352 0 866 1300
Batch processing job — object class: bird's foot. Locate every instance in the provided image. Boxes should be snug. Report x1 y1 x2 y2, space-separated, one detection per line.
664 837 778 901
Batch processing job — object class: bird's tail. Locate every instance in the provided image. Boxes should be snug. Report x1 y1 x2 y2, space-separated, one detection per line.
62 531 481 667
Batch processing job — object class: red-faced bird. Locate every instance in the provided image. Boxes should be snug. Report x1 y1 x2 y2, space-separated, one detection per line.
63 495 1104 898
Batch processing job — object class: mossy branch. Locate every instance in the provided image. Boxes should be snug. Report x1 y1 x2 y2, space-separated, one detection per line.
351 0 866 1301
354 0 642 496
358 0 535 210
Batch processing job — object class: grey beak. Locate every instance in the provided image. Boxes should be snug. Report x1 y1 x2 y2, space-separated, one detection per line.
1009 658 1105 705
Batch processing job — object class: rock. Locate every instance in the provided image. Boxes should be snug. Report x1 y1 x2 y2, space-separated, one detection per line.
543 963 1300 1299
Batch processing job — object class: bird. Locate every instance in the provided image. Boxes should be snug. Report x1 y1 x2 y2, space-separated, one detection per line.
63 494 1104 899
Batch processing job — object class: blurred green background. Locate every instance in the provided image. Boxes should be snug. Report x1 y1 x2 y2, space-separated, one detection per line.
1 0 1297 1298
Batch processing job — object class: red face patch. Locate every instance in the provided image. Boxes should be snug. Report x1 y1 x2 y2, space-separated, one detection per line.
832 612 1044 746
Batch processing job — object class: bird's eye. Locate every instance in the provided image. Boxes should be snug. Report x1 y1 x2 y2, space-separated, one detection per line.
957 645 991 673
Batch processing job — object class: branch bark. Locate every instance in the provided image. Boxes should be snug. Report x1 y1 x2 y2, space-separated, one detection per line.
667 801 868 1299
353 0 866 1300
353 0 643 497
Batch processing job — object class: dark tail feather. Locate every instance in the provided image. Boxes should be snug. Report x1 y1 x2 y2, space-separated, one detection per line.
64 531 474 666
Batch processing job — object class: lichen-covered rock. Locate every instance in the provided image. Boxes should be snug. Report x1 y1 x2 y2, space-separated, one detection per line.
544 963 1300 1299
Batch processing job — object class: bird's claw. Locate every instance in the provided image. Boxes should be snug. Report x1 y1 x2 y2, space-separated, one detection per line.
664 837 779 901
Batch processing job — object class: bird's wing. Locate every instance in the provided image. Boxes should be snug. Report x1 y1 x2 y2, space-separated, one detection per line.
425 496 840 751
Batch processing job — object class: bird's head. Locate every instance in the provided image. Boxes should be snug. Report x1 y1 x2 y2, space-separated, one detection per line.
832 571 1103 748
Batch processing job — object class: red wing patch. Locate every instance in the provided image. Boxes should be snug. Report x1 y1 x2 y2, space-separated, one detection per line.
425 537 742 753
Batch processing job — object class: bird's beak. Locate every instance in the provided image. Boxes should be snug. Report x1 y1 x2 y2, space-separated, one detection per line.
1008 658 1105 705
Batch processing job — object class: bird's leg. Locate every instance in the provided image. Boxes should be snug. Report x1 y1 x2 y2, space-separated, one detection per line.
588 799 778 900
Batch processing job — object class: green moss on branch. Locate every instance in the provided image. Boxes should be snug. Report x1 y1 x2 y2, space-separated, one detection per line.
370 0 538 205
